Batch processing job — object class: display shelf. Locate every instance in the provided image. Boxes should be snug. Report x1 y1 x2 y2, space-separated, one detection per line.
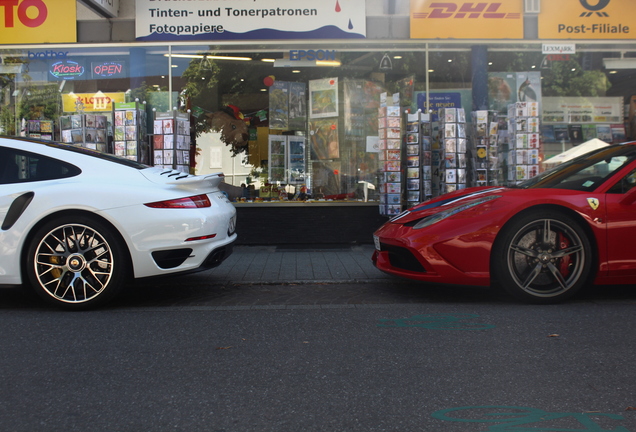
25 119 54 141
404 110 432 207
59 114 108 152
377 92 403 216
152 110 191 173
113 101 148 164
506 102 541 185
472 110 501 187
440 107 467 194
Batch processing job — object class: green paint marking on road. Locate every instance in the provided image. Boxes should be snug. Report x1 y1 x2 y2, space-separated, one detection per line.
377 313 495 330
431 405 630 431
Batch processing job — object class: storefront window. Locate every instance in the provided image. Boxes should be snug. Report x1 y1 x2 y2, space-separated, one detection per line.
2 41 636 203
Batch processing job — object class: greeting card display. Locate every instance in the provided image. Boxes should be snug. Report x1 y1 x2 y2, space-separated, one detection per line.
507 102 541 184
471 110 501 187
59 114 108 152
26 120 54 141
402 111 433 207
153 110 191 173
113 101 148 163
378 93 403 216
439 108 467 194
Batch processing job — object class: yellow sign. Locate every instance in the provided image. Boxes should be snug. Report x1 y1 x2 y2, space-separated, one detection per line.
539 0 636 39
410 0 523 39
62 93 126 113
1 0 76 43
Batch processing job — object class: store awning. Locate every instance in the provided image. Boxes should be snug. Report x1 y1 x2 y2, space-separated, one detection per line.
543 138 609 167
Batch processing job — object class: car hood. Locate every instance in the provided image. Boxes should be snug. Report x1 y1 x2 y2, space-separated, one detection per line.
391 186 506 223
139 167 225 190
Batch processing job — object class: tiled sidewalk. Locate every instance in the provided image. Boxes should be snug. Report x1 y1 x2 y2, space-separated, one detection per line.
206 245 393 284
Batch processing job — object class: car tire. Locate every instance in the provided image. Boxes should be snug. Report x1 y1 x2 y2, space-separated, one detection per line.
25 215 128 310
492 211 592 304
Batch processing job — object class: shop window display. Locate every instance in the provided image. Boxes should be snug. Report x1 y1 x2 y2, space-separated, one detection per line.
2 43 636 207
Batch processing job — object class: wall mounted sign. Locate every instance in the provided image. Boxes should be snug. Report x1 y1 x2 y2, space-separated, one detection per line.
1 0 76 43
135 0 365 41
78 0 119 18
410 0 523 39
49 60 86 80
91 61 127 79
539 0 636 39
62 92 126 112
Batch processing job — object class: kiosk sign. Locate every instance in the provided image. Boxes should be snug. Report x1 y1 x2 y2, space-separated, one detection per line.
49 60 85 80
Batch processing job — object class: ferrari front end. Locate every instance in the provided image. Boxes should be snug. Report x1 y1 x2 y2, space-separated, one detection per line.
372 189 505 286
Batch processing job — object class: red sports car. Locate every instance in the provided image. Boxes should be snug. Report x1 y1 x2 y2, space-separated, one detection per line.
373 142 636 303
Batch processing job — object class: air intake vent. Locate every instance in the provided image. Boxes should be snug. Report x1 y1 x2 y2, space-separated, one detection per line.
524 0 540 13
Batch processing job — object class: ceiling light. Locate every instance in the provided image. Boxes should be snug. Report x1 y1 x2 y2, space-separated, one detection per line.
603 58 636 69
164 54 252 61
261 58 276 63
316 60 341 67
292 70 301 73
393 56 402 59
448 59 453 62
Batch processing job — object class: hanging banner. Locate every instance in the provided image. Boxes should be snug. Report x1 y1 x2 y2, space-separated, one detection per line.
539 0 636 39
1 0 76 43
135 0 365 41
410 0 523 39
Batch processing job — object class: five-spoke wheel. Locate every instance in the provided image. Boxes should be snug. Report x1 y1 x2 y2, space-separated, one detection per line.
493 211 592 303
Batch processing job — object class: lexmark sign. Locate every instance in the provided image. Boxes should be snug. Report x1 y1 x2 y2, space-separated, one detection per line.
542 44 576 54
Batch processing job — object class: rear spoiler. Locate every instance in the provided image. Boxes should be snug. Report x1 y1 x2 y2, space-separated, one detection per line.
164 171 225 189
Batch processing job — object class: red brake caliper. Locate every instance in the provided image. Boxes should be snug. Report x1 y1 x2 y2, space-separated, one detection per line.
557 231 571 277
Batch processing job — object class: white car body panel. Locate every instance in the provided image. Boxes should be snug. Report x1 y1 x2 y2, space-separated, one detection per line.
0 137 237 285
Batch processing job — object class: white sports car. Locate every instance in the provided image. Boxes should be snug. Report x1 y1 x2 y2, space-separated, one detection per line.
0 137 237 309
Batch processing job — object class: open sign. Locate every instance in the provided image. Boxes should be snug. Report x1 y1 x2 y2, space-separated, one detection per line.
92 61 127 78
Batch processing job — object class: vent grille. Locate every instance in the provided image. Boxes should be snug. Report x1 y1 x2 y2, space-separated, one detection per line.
524 0 540 13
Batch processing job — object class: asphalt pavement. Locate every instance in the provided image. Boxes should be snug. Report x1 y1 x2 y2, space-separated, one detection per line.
204 244 391 284
1 245 635 432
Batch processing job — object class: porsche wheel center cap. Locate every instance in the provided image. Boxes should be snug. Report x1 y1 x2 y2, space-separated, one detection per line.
67 254 86 272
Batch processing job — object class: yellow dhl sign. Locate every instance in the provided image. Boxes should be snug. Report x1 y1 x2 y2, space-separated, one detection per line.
410 0 524 39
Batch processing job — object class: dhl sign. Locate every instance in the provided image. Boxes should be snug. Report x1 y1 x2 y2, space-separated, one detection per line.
410 0 523 39
1 0 76 43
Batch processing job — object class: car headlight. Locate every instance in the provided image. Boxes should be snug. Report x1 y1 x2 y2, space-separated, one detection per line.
412 195 501 229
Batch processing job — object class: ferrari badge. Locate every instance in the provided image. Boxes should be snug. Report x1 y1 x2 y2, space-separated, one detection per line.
587 198 599 210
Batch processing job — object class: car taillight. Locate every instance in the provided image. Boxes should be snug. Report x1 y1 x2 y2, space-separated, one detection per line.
144 194 211 209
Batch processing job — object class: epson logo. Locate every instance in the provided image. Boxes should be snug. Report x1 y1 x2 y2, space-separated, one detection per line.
28 50 69 59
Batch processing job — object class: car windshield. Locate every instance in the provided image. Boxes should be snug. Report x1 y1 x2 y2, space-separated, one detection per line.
518 144 636 191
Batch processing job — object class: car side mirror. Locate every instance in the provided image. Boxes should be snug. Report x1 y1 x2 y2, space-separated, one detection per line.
619 187 636 205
